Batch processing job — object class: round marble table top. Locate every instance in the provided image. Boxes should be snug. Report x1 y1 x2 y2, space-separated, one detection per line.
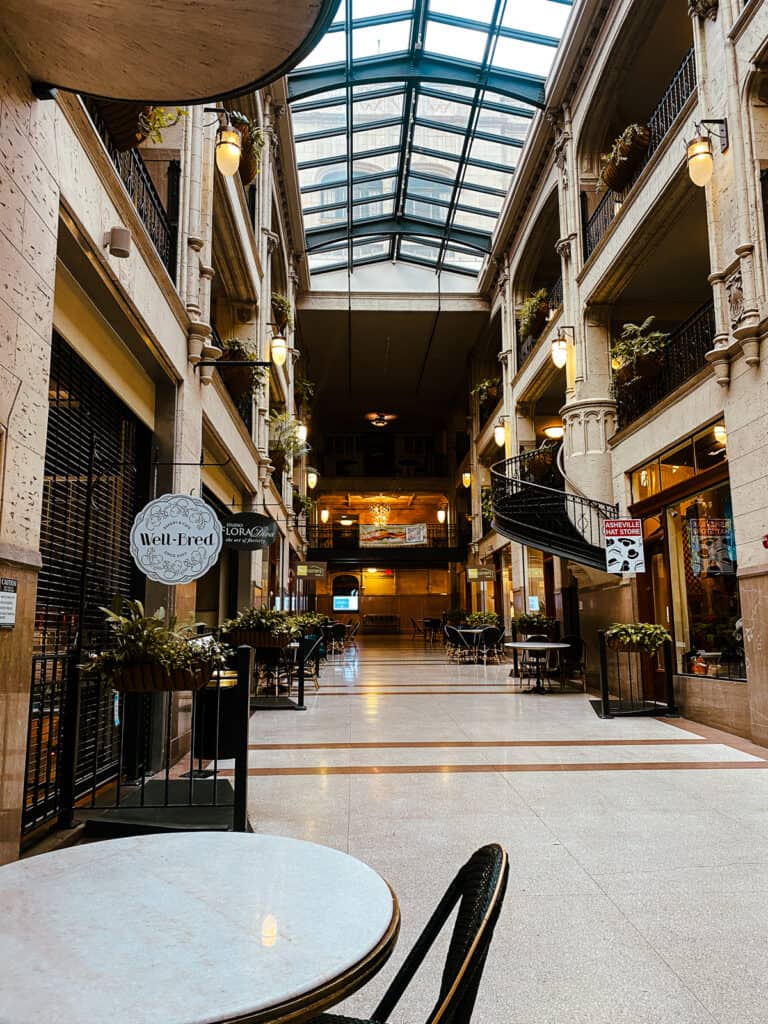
504 641 571 650
0 832 399 1024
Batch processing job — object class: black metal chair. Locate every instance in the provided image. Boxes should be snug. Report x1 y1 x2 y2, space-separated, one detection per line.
478 626 503 664
518 632 549 687
312 843 508 1024
556 634 586 691
411 617 426 639
446 624 472 663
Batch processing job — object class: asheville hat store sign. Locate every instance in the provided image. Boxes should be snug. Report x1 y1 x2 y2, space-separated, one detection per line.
130 494 223 584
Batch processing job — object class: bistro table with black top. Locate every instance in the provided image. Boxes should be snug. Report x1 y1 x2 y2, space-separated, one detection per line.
457 626 486 660
504 640 571 693
0 832 400 1024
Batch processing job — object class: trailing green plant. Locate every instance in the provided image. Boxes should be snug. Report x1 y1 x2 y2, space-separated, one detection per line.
294 377 315 408
137 106 188 144
271 292 294 331
470 377 501 405
221 337 268 395
605 621 671 654
293 611 331 633
515 612 555 633
481 487 494 524
293 487 315 518
610 317 670 382
229 110 266 171
223 607 297 638
517 288 549 338
269 410 310 459
599 123 648 185
84 599 229 689
465 610 500 627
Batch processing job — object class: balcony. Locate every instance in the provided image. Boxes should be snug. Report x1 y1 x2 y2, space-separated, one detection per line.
516 273 563 373
615 301 716 430
82 97 179 280
210 324 254 436
305 524 465 566
583 47 696 261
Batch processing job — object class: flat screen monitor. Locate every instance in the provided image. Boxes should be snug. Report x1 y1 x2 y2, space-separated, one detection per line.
333 595 358 612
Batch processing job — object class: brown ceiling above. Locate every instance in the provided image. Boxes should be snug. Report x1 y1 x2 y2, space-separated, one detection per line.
1 0 336 103
296 305 494 432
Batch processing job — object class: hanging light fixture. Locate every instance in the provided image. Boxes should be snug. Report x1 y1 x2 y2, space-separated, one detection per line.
215 123 242 176
462 471 471 489
306 468 318 490
369 501 391 526
686 119 728 187
437 508 446 524
270 334 288 367
320 508 329 524
543 424 564 440
339 515 354 526
297 422 308 444
493 420 506 447
550 326 573 369
714 424 727 445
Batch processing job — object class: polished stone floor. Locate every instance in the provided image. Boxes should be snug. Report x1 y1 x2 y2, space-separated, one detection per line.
246 637 768 1024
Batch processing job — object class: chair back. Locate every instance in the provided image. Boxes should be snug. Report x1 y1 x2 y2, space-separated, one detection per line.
479 626 501 647
331 623 346 643
372 844 509 1024
446 624 468 649
561 634 583 662
525 633 549 643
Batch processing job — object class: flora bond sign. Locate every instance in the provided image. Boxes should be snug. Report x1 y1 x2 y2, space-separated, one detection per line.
222 512 279 550
130 494 223 584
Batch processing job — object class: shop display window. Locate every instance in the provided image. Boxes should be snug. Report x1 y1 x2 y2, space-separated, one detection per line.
631 420 727 503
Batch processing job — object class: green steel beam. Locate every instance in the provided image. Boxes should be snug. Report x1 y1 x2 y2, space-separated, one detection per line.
304 215 492 253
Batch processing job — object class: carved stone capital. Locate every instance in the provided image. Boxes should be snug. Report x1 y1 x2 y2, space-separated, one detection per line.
262 228 280 254
555 235 574 260
688 0 718 19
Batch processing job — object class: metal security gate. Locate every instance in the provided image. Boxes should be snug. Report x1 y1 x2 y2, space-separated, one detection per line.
22 334 148 834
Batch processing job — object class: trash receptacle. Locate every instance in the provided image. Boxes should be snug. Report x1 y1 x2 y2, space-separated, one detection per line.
193 672 241 761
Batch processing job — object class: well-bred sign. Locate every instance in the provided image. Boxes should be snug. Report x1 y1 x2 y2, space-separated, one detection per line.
130 494 222 584
604 518 645 574
222 512 279 550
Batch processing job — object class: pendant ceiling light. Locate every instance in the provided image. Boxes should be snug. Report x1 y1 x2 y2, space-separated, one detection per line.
215 125 242 176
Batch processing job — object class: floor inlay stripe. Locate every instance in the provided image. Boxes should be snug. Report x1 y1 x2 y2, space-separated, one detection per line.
223 760 768 777
247 739 711 750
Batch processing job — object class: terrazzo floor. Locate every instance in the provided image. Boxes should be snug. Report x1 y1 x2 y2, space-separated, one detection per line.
244 637 768 1024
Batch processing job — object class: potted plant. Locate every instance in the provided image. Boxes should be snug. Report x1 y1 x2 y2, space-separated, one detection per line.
605 622 671 653
269 409 310 461
94 102 186 151
600 123 650 193
137 106 188 144
470 377 501 406
230 111 266 186
517 288 549 339
223 607 296 647
611 316 670 388
84 599 229 692
271 292 294 334
292 488 315 519
465 610 500 627
218 337 268 399
481 487 495 525
515 612 555 635
294 377 315 410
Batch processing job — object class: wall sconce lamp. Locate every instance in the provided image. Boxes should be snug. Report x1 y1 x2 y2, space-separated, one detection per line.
270 332 288 367
297 423 308 444
462 471 471 489
437 508 447 524
493 418 506 447
104 225 131 258
550 326 574 369
320 507 329 524
687 119 729 187
306 467 318 490
543 424 565 440
204 107 243 177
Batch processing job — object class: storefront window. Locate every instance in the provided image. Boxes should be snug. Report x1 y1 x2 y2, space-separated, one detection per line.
631 419 727 503
526 548 546 613
666 483 744 679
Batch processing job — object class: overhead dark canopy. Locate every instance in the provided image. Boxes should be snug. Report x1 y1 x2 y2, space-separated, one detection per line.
288 0 572 278
0 0 340 103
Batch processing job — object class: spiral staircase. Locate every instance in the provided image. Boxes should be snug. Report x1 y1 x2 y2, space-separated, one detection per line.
490 445 617 571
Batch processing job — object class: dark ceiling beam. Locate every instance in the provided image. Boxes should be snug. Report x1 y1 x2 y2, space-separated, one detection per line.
304 216 492 254
287 54 546 107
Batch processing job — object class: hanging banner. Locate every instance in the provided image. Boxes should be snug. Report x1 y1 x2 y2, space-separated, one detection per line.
359 523 428 547
686 517 736 576
604 519 645 574
130 494 222 584
222 512 279 550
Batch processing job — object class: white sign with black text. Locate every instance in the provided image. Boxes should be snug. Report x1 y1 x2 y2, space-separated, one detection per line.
130 494 223 584
604 519 645 574
0 578 17 628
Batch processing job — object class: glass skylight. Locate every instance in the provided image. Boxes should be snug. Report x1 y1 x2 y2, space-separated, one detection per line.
288 0 573 276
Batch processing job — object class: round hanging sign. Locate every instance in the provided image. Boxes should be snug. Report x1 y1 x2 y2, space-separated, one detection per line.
130 494 223 584
222 512 279 550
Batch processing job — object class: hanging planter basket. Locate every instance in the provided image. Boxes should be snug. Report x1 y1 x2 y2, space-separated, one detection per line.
615 352 665 389
94 100 151 151
605 638 646 654
600 125 650 193
238 125 261 187
114 661 211 692
228 628 289 649
218 349 255 399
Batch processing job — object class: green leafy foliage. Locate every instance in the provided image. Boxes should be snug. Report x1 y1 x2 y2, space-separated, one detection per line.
271 292 294 330
269 410 310 458
137 106 188 144
515 612 555 633
465 610 500 627
229 111 266 170
517 288 549 338
294 377 315 408
611 316 670 379
605 621 671 653
221 337 268 396
470 377 501 405
599 123 649 183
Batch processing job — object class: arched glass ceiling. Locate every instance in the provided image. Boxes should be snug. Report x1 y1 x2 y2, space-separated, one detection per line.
287 0 573 278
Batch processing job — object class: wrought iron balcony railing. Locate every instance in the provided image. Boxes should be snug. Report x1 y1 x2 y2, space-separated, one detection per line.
82 97 179 280
209 323 254 435
515 274 563 373
583 47 697 260
615 300 716 429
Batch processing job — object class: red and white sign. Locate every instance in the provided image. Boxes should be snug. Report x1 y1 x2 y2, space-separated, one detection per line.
604 518 645 574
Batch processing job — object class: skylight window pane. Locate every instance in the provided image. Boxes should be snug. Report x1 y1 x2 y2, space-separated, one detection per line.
457 187 504 213
468 136 518 167
352 0 413 16
293 104 346 136
502 0 571 37
412 123 464 158
492 35 556 76
353 20 411 59
424 21 487 64
353 93 404 125
429 0 496 22
353 124 401 153
406 199 448 223
482 91 537 113
474 110 529 144
296 31 346 69
353 198 395 221
302 184 348 211
304 208 348 230
451 208 495 232
409 152 459 181
309 246 347 269
416 95 471 131
423 84 476 99
408 177 453 204
353 155 398 177
400 239 440 262
444 250 483 273
353 240 391 262
462 162 513 191
353 176 396 200
298 161 346 190
295 134 347 163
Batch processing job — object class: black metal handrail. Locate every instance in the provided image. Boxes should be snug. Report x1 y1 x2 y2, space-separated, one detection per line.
584 47 697 259
306 524 458 550
500 444 562 489
549 273 563 312
82 97 178 279
615 300 716 428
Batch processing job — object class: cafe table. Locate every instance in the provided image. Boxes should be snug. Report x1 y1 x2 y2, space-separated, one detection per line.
0 831 400 1024
504 640 571 694
456 627 486 660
